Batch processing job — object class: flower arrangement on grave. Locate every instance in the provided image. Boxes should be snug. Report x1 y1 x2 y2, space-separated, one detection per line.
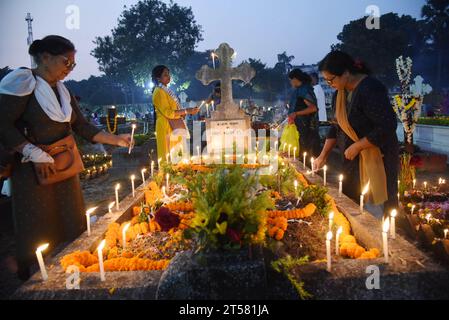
183 166 274 251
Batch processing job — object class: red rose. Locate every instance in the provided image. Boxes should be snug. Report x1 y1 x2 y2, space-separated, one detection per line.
154 207 180 231
226 228 242 244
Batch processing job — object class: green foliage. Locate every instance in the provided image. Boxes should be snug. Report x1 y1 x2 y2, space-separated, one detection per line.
418 116 449 127
302 185 330 217
271 255 312 300
184 166 274 251
133 134 151 147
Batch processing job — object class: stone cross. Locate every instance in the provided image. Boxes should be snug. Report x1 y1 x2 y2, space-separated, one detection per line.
196 43 255 114
410 75 432 98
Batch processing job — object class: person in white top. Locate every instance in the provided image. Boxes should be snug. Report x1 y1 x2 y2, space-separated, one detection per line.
311 73 328 122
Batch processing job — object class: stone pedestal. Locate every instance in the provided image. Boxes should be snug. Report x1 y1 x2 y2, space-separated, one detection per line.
156 247 267 300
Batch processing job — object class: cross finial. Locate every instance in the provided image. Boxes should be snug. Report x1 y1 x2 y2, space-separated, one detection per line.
196 43 255 114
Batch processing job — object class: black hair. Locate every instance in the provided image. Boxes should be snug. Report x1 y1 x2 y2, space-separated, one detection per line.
28 35 75 64
310 72 319 80
288 68 312 85
318 50 371 76
151 65 169 87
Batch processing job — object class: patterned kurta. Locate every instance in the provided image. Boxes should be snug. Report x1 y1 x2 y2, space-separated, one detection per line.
152 87 182 161
0 87 101 267
327 77 399 215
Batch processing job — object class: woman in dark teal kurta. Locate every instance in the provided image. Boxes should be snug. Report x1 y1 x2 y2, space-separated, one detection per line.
0 36 132 279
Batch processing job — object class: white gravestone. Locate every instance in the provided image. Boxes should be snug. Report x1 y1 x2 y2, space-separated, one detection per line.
196 43 255 155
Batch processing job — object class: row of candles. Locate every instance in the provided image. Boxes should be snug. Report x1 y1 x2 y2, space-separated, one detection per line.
35 161 166 281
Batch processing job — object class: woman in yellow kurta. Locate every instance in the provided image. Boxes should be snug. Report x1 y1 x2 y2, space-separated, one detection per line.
151 65 200 161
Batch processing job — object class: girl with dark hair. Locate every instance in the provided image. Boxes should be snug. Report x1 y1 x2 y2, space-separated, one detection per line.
151 65 200 161
287 68 321 157
315 50 398 218
0 35 132 280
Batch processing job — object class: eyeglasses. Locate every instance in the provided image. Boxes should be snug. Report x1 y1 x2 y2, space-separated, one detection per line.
60 55 77 70
324 75 337 85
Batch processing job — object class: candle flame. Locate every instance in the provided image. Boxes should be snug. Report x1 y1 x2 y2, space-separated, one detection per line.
37 243 49 253
141 168 147 173
323 165 328 172
383 218 390 233
115 184 121 191
97 239 106 252
294 180 298 188
132 124 137 129
337 226 343 235
362 181 370 196
390 209 398 218
130 175 136 180
123 222 131 234
108 202 115 210
329 211 334 220
339 174 344 182
86 207 98 216
326 231 333 241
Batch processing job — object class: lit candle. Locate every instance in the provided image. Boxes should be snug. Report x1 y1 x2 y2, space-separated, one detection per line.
293 147 297 161
240 100 243 108
128 124 136 154
444 229 448 239
411 204 416 215
390 209 397 239
310 157 315 176
328 211 334 231
338 174 344 197
36 243 49 281
382 219 390 263
131 175 136 198
122 222 131 249
326 231 333 272
115 184 120 211
108 202 115 214
166 173 170 190
151 161 155 177
211 52 216 69
397 180 400 189
413 179 416 189
360 181 370 214
336 227 343 255
424 181 428 191
141 169 147 185
97 240 106 282
323 165 328 186
211 100 215 111
85 207 98 237
303 152 307 169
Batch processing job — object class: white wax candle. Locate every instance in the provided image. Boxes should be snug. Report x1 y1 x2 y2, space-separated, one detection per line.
323 165 328 186
36 243 49 281
336 227 343 255
413 179 416 189
303 152 307 169
338 174 344 197
115 184 120 211
390 209 397 239
141 169 147 185
293 147 297 161
85 207 97 237
151 161 154 177
360 182 370 214
383 219 390 263
444 229 448 239
108 202 115 214
328 211 334 231
131 175 136 198
122 223 131 249
128 124 136 154
326 231 333 272
97 240 106 282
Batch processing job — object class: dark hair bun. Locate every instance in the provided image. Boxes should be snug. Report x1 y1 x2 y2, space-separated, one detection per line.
28 40 42 56
288 68 312 85
28 35 75 58
319 50 371 76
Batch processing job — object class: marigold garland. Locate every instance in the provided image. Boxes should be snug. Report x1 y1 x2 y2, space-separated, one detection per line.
268 203 317 219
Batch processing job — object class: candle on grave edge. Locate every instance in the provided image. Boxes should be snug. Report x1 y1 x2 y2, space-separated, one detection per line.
97 240 106 282
303 152 307 169
108 202 115 214
383 219 390 263
122 223 131 249
336 227 343 255
141 168 147 185
85 207 97 237
115 184 120 211
131 175 136 198
128 124 136 154
36 243 49 281
338 174 344 197
390 209 397 239
326 231 333 272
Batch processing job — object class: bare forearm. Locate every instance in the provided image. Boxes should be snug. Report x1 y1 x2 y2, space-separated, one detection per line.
320 138 337 160
355 137 376 151
92 131 119 146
